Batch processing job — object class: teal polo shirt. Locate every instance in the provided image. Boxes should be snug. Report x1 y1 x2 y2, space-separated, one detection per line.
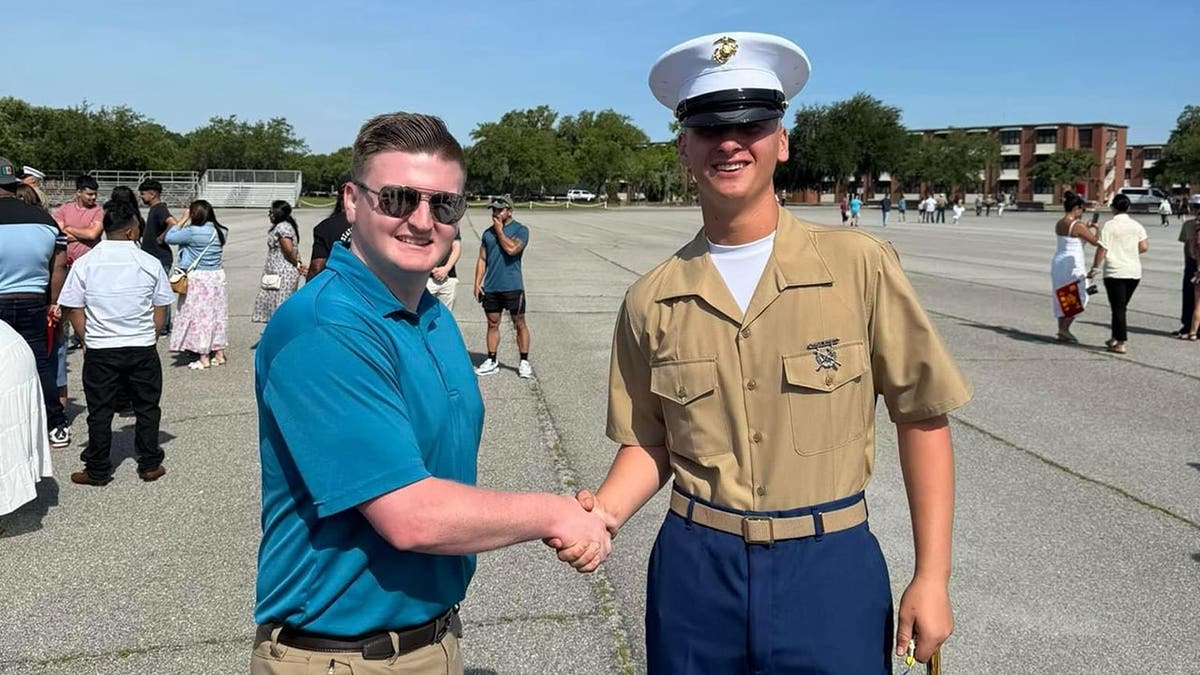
254 243 485 636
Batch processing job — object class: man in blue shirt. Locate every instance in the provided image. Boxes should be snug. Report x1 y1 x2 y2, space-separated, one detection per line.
252 113 610 675
471 196 532 378
849 193 863 227
0 157 70 448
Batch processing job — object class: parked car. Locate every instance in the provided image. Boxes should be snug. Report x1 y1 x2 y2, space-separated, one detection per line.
1117 186 1171 206
566 189 596 201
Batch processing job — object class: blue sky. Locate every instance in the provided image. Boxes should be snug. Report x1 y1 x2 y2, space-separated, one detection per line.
3 0 1194 154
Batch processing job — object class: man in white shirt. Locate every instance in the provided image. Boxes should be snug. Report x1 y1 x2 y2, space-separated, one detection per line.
58 200 175 486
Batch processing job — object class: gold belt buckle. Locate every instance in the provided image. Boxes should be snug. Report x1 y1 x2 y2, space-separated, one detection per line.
740 516 774 545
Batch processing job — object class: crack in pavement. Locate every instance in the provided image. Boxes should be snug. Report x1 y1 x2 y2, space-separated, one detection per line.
4 635 248 670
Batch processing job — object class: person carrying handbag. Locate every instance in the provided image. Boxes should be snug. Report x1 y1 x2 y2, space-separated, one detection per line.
251 200 305 325
165 200 229 369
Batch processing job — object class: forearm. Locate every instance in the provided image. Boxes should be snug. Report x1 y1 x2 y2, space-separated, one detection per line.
48 254 67 303
595 444 673 530
65 309 85 343
307 258 327 280
361 477 572 555
67 223 103 241
153 306 166 334
1092 247 1106 271
897 416 955 582
474 257 485 289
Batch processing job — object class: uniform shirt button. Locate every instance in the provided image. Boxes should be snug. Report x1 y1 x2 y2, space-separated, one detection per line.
677 386 687 400
752 431 763 443
824 372 835 386
740 327 752 339
756 486 766 497
746 379 757 391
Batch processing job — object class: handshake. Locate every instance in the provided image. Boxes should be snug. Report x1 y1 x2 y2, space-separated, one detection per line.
543 490 619 573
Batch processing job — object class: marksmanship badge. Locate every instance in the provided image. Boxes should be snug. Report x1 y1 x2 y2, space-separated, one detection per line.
712 36 738 64
807 338 841 372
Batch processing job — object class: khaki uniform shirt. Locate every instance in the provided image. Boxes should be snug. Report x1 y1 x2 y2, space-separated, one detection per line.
607 208 972 511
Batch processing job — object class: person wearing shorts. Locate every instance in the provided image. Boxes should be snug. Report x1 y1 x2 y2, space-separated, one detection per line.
472 196 532 378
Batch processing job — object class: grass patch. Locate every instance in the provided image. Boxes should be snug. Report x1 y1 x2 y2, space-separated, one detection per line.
297 196 335 208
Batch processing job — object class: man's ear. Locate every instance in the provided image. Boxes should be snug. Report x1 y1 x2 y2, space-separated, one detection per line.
343 182 357 225
777 123 789 163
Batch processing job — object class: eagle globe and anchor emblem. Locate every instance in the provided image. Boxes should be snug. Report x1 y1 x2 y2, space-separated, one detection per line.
712 36 738 64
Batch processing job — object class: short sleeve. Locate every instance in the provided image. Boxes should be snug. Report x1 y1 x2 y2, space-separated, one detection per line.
1137 224 1148 241
310 223 331 260
276 223 296 240
57 264 85 308
606 298 666 446
514 225 529 246
869 246 972 423
262 327 431 517
152 266 174 306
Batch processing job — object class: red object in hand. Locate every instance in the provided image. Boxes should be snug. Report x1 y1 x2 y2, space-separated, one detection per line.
46 313 56 357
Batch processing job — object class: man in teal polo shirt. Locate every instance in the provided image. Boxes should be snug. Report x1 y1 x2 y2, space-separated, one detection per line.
252 112 611 675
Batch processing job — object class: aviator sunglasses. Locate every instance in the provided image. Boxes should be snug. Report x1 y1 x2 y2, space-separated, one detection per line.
351 179 467 224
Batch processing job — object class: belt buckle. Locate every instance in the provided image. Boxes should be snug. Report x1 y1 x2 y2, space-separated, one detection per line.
741 516 774 545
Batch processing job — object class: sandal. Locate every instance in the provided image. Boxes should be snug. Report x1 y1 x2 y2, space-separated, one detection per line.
211 357 227 366
1189 334 1199 342
1055 332 1078 343
1107 343 1126 354
187 360 210 370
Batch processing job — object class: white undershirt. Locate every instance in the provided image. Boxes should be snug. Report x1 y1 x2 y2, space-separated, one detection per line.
707 231 776 314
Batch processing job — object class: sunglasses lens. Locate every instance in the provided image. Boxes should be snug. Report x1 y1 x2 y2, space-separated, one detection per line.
378 186 421 218
430 193 467 224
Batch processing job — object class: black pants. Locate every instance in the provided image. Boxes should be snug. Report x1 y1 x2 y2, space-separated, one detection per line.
936 207 945 222
1183 257 1198 331
81 345 164 479
1103 277 1140 342
0 298 67 429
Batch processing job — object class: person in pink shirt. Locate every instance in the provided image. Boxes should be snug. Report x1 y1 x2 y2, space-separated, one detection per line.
52 175 103 266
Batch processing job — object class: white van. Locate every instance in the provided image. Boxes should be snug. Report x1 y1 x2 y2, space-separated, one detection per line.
566 189 596 202
1117 186 1170 205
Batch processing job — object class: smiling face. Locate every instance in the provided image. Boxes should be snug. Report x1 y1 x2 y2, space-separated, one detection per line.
344 150 463 285
678 119 788 205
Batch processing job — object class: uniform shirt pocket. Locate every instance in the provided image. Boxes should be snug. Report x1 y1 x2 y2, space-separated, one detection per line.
649 357 728 461
782 340 869 456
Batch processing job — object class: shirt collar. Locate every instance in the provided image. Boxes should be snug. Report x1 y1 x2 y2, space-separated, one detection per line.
654 207 834 306
326 244 441 321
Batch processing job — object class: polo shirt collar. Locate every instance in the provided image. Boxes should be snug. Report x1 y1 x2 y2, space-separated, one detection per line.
326 244 440 320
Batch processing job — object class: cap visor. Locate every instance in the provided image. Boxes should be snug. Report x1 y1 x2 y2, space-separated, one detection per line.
681 107 782 128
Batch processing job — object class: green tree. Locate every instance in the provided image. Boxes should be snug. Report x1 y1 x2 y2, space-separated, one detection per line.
184 115 307 170
776 103 833 191
556 109 648 200
1029 148 1098 191
466 106 575 196
1148 105 1200 187
628 142 680 202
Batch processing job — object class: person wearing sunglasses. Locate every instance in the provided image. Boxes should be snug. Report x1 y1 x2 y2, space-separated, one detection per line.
251 112 610 675
472 196 532 378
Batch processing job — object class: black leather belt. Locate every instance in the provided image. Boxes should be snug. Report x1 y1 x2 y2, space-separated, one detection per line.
273 606 461 660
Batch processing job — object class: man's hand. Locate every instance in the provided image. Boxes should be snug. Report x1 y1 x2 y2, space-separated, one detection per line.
47 305 61 325
431 266 449 283
491 214 504 230
474 284 483 302
544 495 612 573
894 575 953 663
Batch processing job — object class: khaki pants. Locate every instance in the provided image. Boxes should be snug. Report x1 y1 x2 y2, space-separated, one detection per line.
426 277 458 312
250 626 463 675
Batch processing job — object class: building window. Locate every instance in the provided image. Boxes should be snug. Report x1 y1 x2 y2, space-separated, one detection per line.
1125 169 1132 181
1077 129 1092 147
1126 148 1134 160
1144 148 1162 161
1033 176 1053 194
1002 157 1019 171
999 130 1020 145
1035 129 1057 145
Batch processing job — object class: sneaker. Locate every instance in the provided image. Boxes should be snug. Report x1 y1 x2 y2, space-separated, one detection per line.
49 426 70 448
474 358 500 376
518 360 533 379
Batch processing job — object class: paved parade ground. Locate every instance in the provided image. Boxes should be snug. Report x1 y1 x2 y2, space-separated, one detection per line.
1 205 1197 674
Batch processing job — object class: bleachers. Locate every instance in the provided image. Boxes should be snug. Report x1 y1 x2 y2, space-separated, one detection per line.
198 170 301 208
40 170 198 209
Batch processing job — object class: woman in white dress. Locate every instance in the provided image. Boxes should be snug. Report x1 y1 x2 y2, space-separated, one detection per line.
0 320 52 518
1051 191 1100 342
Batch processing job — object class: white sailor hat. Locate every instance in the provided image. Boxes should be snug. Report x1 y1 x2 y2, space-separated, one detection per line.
19 165 45 180
649 32 810 128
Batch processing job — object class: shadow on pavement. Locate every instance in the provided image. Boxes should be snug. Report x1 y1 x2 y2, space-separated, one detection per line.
0 477 60 539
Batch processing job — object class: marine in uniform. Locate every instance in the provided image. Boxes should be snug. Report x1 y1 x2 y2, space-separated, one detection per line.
570 33 972 673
